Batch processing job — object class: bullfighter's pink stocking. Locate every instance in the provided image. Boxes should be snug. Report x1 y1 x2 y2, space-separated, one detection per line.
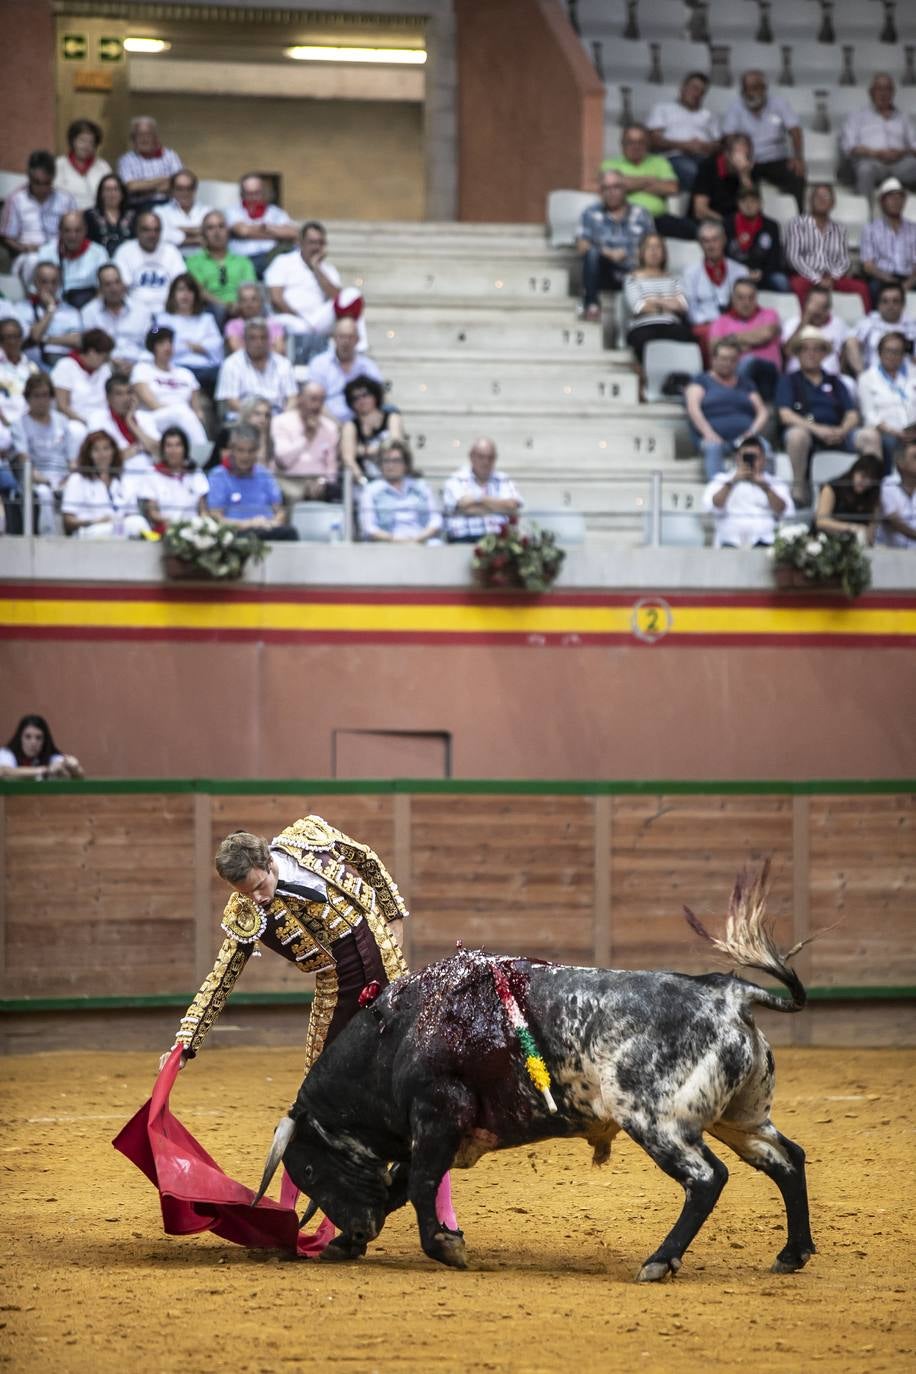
435 1172 459 1231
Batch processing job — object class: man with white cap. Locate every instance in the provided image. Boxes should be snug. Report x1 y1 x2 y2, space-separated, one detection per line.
840 74 916 203
860 179 916 305
775 327 882 503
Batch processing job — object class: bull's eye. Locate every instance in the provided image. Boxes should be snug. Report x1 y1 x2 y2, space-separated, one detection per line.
302 1164 314 1181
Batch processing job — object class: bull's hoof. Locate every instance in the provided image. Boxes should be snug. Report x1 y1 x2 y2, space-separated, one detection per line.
771 1247 814 1274
426 1227 468 1270
636 1255 681 1283
318 1235 367 1263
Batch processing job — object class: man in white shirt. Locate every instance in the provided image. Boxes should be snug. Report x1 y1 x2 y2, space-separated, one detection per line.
442 438 524 543
265 220 341 355
724 70 806 211
648 72 722 191
840 73 916 202
81 264 151 370
845 282 916 377
7 262 82 367
35 210 109 309
85 373 157 471
227 173 298 277
0 150 76 288
50 326 114 457
782 286 849 379
113 211 185 315
157 170 212 257
216 318 298 418
878 440 916 547
702 436 793 548
0 320 39 426
307 319 383 424
857 332 916 470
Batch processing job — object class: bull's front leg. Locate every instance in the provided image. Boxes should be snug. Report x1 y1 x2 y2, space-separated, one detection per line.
408 1083 474 1270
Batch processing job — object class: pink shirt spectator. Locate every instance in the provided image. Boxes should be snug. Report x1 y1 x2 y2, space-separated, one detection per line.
270 409 340 479
709 306 783 370
224 317 285 350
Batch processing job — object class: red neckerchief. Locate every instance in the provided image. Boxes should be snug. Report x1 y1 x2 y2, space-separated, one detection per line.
716 153 729 179
110 407 135 443
221 455 234 470
734 212 762 251
61 237 92 261
242 199 267 220
68 350 95 373
704 258 727 286
154 462 186 478
143 145 164 159
68 152 95 175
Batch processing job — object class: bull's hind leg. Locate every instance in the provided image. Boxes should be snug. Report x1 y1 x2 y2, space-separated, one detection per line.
624 1124 729 1282
709 1119 815 1273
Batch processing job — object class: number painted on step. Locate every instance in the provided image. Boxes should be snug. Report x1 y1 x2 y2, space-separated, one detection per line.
529 277 553 292
632 436 657 452
669 490 695 510
561 329 586 345
597 381 621 398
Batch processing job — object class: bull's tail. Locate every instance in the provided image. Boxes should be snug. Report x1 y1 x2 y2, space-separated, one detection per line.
684 860 809 1014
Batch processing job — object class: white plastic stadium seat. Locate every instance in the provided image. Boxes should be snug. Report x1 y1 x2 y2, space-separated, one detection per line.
0 170 22 201
643 510 708 546
810 450 855 501
757 290 798 326
189 442 212 468
831 292 865 326
663 238 701 273
0 272 25 303
771 452 795 485
197 179 239 212
291 501 344 542
524 510 587 546
759 188 799 226
643 339 703 404
547 190 595 249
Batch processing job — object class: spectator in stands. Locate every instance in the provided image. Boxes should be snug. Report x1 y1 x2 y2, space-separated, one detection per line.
575 171 652 322
157 273 224 394
227 173 298 277
270 381 340 505
86 174 136 258
648 72 721 192
85 373 157 472
35 210 109 310
215 318 298 418
777 328 882 502
308 318 384 423
841 74 916 202
723 71 806 212
238 396 274 468
442 438 523 543
340 375 404 484
0 714 82 780
359 438 440 544
684 221 746 359
206 422 297 540
158 170 211 257
266 220 341 353
602 125 691 239
187 212 256 317
702 434 792 547
131 326 209 448
623 233 693 375
113 211 185 316
782 287 849 378
845 282 916 377
224 282 285 353
7 374 71 530
51 329 114 452
860 179 916 304
857 332 916 470
692 133 758 224
724 184 788 292
813 454 884 542
708 278 783 402
0 320 39 425
784 184 871 314
9 262 82 367
685 339 770 479
0 151 75 287
55 119 112 211
61 429 149 539
117 117 183 209
137 425 208 530
878 440 916 547
81 264 150 370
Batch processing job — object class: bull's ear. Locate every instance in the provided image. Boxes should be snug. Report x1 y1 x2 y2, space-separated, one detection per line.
307 1114 346 1152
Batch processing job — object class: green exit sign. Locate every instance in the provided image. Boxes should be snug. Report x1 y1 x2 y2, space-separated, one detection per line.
61 33 87 61
99 36 124 62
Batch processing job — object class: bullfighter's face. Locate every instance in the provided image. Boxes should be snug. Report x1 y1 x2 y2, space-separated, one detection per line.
233 860 278 906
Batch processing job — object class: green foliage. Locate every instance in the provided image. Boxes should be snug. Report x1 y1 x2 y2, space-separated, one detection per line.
162 514 268 580
472 517 566 593
770 522 872 599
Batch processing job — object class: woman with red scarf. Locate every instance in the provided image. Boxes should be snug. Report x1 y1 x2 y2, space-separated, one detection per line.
137 425 208 531
54 120 111 211
50 327 114 459
724 185 790 293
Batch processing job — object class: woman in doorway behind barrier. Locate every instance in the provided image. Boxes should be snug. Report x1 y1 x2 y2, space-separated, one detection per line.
0 713 83 779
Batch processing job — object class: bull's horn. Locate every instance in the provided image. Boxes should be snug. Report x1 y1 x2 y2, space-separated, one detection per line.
253 1114 296 1205
298 1198 319 1229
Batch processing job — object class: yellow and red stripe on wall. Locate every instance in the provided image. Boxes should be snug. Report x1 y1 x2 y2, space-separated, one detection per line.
1 583 914 648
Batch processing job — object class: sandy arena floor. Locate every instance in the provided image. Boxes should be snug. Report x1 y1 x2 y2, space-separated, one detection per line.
1 1046 913 1374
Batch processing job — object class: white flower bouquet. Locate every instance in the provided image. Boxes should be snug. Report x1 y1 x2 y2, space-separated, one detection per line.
769 522 871 599
162 514 268 580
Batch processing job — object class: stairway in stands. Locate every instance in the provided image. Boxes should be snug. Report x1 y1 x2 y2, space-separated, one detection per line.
328 219 699 542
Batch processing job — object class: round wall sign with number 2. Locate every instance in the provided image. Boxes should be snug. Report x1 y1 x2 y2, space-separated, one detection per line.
630 597 673 644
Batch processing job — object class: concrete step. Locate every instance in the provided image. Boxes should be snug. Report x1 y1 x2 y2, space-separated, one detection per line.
381 357 639 406
514 477 706 516
343 263 572 301
372 313 607 355
405 415 678 468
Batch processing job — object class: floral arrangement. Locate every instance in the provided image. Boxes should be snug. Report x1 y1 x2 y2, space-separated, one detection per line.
162 514 268 580
472 516 566 593
491 962 557 1113
769 522 872 599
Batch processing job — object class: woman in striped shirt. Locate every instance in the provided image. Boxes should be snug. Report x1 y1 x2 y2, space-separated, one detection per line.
624 234 694 368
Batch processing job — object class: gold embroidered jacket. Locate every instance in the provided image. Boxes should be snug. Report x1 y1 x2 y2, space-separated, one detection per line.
174 815 408 1057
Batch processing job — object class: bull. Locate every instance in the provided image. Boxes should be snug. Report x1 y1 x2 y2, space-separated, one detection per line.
255 866 815 1281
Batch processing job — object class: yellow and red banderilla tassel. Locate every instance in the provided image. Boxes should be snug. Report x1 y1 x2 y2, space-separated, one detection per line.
491 963 557 1113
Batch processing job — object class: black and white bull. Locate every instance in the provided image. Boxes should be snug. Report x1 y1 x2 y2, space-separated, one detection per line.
256 867 815 1281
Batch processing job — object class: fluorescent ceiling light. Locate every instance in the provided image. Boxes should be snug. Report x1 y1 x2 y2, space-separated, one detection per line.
124 38 171 54
285 45 426 65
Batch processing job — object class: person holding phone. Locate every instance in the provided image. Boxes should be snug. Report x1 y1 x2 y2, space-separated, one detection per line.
702 436 793 548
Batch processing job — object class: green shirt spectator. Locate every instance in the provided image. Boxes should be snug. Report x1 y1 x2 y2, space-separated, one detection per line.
602 124 679 219
186 210 255 307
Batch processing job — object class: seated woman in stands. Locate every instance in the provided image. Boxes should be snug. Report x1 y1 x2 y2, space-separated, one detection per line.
156 273 224 395
5 373 71 535
137 426 208 532
55 119 112 211
61 430 149 539
130 326 209 448
340 375 404 483
358 439 441 544
813 454 884 545
0 713 83 780
86 174 136 258
224 283 286 355
684 339 770 479
623 233 694 393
